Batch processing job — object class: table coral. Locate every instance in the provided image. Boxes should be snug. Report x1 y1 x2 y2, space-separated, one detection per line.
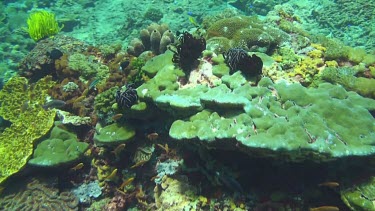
93 123 135 146
28 126 89 167
169 78 375 161
322 67 375 98
132 53 375 162
341 176 375 210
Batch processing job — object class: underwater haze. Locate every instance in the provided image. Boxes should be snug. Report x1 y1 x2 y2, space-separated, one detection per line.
0 0 375 210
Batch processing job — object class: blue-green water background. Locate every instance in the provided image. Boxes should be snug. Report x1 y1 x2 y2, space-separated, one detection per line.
0 0 374 78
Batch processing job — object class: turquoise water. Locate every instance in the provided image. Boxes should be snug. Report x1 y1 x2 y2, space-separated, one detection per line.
0 0 374 210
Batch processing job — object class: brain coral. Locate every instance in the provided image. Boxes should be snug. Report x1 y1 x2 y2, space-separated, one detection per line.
0 178 78 210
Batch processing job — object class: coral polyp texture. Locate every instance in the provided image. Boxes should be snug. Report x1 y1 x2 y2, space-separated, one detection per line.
0 76 56 185
0 178 78 210
135 54 375 161
206 16 289 54
28 126 89 167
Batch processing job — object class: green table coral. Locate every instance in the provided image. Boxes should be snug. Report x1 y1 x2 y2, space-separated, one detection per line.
0 76 56 185
341 176 375 211
29 126 89 167
94 123 135 146
167 77 375 161
133 50 375 162
322 67 375 98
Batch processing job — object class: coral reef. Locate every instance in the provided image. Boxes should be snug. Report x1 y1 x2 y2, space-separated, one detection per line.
127 23 175 56
0 178 78 210
206 16 289 54
155 159 183 184
2 2 375 210
0 76 56 185
341 176 375 211
154 175 198 211
72 181 102 203
322 67 375 98
136 57 375 161
93 123 135 146
56 110 92 126
18 35 88 82
309 0 375 50
94 86 118 122
28 125 89 167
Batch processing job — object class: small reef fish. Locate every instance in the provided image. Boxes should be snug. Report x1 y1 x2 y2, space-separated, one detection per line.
147 132 159 141
188 16 199 28
216 171 244 193
112 143 126 157
89 78 101 90
82 88 89 96
119 177 134 190
309 206 340 211
157 143 169 154
119 60 130 72
112 113 123 121
70 163 84 171
130 160 148 169
73 95 85 103
43 99 66 109
105 168 118 181
318 182 340 188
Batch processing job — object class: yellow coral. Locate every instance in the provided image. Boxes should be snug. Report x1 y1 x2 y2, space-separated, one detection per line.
290 56 324 83
307 44 326 58
325 60 339 68
273 55 283 62
311 43 326 51
25 10 63 41
307 49 324 58
0 76 56 185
